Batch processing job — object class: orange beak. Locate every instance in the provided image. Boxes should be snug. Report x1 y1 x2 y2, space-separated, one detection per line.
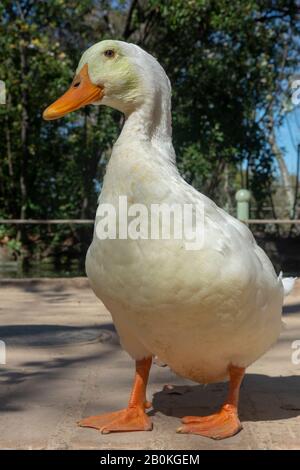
43 64 104 120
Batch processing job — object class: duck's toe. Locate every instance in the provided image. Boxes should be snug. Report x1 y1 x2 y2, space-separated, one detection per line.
177 404 242 440
78 407 153 434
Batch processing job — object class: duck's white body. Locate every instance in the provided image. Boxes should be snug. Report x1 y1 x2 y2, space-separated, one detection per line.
43 39 293 437
85 41 285 383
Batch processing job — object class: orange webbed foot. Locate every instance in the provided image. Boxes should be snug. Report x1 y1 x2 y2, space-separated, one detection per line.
78 406 152 434
177 404 242 440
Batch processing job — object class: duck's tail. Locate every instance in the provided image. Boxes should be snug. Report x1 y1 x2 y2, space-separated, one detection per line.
279 271 297 296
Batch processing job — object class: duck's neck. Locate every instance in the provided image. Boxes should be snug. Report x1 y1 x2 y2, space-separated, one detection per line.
100 93 181 204
116 91 175 162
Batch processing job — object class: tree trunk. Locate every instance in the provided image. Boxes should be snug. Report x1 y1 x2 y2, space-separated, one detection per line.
268 114 294 216
5 95 13 179
18 41 29 243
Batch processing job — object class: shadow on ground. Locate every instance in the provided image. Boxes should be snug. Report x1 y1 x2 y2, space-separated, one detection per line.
283 304 300 315
0 322 120 413
0 322 119 347
151 375 300 423
1 318 300 428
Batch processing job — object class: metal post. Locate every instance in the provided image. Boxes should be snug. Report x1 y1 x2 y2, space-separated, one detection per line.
235 189 251 222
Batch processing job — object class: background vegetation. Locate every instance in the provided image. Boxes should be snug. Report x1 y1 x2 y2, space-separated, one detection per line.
0 0 299 274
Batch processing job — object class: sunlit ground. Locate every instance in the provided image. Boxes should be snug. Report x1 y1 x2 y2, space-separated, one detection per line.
0 278 299 450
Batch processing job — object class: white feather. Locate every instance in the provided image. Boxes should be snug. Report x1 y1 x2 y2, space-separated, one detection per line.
279 272 297 296
84 41 287 384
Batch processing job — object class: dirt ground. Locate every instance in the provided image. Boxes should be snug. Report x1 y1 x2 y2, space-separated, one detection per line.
0 277 299 450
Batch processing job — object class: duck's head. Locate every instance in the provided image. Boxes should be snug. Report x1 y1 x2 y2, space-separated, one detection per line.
43 39 170 120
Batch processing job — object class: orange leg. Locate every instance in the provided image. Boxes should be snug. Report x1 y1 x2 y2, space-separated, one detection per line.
177 365 245 439
78 357 152 434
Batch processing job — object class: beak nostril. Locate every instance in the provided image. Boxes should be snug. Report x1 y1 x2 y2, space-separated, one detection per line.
43 63 104 121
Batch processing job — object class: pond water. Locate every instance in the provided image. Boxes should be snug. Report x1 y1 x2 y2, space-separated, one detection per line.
0 236 299 279
0 260 85 278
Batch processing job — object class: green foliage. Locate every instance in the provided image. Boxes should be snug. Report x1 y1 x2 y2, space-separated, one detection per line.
144 0 299 206
0 0 299 261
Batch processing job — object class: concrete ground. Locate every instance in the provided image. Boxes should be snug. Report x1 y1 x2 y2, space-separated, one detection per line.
0 277 300 450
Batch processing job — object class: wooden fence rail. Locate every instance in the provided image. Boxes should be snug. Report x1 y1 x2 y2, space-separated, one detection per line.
245 219 300 224
0 219 94 224
0 219 299 225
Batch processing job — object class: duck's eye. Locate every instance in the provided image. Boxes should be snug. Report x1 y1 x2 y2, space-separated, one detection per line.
104 49 115 58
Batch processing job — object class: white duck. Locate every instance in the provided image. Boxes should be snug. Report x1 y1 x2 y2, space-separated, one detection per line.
43 40 294 439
